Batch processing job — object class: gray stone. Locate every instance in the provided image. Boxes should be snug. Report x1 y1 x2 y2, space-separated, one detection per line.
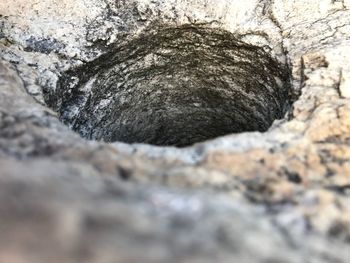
1 0 350 262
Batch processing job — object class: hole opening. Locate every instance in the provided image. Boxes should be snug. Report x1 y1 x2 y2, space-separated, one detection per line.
46 25 292 147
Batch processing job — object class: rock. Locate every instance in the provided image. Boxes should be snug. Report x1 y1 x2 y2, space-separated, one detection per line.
55 25 290 147
1 0 350 262
340 70 350 98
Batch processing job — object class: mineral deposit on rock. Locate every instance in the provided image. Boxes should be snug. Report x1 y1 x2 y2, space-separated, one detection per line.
1 0 350 262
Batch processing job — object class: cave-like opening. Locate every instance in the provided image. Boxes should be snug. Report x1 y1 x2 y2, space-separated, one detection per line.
46 25 291 147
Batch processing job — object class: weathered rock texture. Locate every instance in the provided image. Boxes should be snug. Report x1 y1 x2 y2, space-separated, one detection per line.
55 25 291 146
1 0 350 262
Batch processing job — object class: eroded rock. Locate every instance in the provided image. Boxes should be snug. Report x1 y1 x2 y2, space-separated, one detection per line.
52 25 290 146
1 0 350 262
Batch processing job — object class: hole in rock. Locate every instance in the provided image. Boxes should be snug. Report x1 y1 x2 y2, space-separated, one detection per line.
47 25 291 147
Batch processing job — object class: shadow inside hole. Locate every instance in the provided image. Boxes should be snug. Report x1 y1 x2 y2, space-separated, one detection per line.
47 24 291 147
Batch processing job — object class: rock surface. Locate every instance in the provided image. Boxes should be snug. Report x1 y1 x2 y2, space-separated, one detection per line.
1 0 350 262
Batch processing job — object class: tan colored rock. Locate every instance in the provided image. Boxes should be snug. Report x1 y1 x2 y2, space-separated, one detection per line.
1 0 350 262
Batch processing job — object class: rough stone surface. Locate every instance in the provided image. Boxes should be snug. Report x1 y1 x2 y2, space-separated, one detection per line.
1 0 350 262
55 25 290 146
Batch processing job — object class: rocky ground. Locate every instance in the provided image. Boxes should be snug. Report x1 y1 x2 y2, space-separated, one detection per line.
1 0 350 262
